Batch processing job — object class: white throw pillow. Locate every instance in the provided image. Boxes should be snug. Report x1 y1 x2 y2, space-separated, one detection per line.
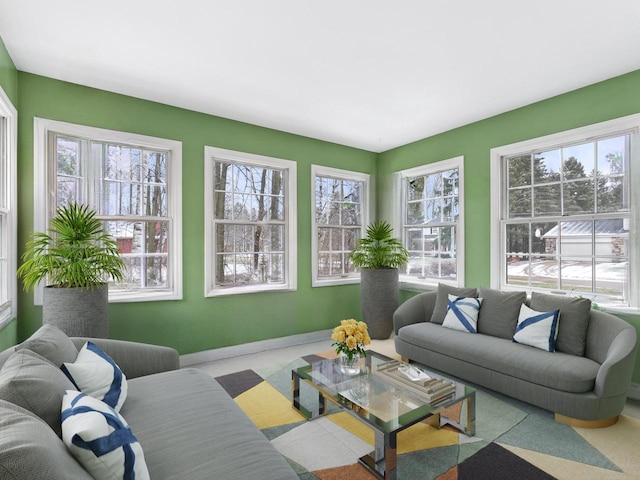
62 342 127 411
513 304 560 352
61 390 150 480
442 294 483 333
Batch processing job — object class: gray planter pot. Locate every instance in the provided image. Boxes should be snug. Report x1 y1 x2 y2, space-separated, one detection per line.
43 283 109 338
360 268 399 339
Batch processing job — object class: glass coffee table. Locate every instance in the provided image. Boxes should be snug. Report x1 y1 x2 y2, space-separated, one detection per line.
292 350 475 480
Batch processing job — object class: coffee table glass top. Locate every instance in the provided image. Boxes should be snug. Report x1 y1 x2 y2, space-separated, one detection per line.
292 350 474 434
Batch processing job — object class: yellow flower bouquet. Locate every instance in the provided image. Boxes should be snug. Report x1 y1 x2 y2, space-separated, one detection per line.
331 319 371 361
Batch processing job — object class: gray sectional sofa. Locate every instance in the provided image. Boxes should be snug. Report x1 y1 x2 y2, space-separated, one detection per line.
0 325 298 479
393 285 638 426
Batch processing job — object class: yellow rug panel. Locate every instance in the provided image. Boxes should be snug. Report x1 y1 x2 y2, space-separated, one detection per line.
235 381 305 430
327 411 459 455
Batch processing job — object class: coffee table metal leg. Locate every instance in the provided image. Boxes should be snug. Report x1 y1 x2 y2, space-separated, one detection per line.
360 429 397 479
466 390 476 436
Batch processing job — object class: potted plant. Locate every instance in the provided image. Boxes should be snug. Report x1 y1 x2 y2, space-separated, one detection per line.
350 220 409 339
17 202 126 338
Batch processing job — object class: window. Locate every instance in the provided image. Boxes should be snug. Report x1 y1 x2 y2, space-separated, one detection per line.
397 156 464 287
491 115 639 310
312 165 370 286
204 147 297 296
0 87 17 326
34 118 183 303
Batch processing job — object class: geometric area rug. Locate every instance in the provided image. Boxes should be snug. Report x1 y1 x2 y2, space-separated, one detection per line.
213 350 640 480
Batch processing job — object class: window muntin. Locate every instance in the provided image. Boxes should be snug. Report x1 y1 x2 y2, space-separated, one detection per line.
494 122 637 310
35 119 182 303
0 88 16 326
312 166 369 286
205 147 297 296
398 157 464 287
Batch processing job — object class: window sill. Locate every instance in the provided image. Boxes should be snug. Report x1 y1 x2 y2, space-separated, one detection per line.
312 276 360 288
206 284 297 297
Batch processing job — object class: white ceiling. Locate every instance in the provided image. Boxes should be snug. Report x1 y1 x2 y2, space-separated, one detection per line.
2 1 640 153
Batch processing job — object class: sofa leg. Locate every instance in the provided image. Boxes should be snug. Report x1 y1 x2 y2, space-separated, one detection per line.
554 413 619 428
400 356 410 363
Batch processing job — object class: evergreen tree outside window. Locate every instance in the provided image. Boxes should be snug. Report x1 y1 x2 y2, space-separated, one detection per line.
397 156 465 287
491 116 638 310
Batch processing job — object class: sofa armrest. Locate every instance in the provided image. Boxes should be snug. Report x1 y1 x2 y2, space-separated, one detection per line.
393 291 437 334
70 337 180 379
593 326 638 398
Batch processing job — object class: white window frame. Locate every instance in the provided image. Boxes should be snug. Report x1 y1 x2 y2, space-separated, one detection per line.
396 156 465 289
311 165 370 287
204 146 297 296
0 87 17 327
33 118 183 304
490 114 640 313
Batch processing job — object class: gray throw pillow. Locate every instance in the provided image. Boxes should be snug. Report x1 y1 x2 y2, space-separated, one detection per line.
477 288 527 339
529 292 591 356
0 399 92 479
17 323 79 367
0 349 77 437
430 283 478 324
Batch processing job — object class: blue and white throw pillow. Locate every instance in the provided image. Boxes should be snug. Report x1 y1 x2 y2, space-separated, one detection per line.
513 304 560 352
61 390 149 480
61 342 127 411
442 294 483 334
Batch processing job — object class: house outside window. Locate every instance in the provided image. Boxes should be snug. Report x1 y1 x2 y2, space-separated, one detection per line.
34 118 183 303
312 165 370 287
0 87 17 326
490 115 639 310
397 156 465 288
204 147 297 296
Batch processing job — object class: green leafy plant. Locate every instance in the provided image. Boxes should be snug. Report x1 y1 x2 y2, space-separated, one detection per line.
17 203 126 290
349 220 409 270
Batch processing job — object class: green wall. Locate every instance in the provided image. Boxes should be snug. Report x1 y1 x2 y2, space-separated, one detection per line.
0 36 18 347
378 69 640 383
0 36 17 105
15 72 378 354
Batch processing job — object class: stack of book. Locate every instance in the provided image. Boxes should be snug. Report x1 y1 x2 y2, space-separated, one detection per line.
374 360 456 403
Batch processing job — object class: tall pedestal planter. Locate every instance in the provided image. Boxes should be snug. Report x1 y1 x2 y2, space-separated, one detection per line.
360 268 399 339
43 283 109 338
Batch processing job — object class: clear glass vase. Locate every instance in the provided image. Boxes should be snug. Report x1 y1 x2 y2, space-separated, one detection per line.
340 351 361 375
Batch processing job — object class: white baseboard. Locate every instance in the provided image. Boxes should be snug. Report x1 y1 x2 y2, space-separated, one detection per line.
628 382 640 401
179 329 332 367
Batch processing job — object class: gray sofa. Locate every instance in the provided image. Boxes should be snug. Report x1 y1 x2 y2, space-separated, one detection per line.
393 286 638 426
0 325 298 479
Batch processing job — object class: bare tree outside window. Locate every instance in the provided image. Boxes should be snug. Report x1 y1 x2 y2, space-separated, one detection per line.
213 161 286 288
53 134 171 293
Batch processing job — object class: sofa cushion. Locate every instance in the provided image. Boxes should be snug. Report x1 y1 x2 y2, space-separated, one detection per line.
442 295 482 333
121 368 298 480
17 323 79 367
477 288 526 339
430 283 478 324
61 390 150 480
513 304 560 352
529 292 591 356
62 341 128 411
397 322 600 393
0 399 92 479
0 349 77 437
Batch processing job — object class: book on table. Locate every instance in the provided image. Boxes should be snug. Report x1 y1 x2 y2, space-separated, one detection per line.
374 360 456 403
